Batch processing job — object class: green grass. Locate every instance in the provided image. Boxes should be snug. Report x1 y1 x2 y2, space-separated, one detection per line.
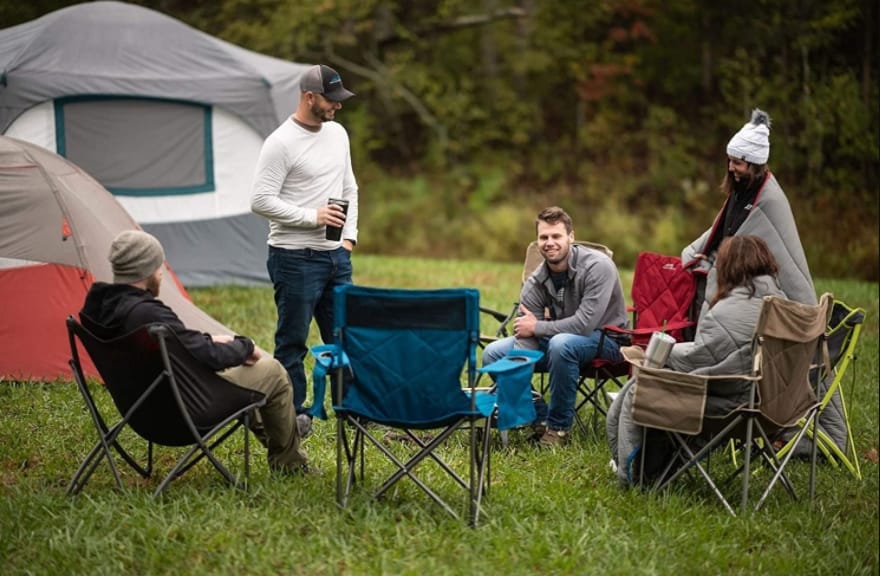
1 254 877 575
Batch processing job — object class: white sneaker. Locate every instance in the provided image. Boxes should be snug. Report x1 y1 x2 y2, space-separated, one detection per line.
608 458 618 474
296 413 313 439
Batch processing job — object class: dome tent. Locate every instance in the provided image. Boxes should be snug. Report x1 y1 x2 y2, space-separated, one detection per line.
0 1 311 286
0 135 238 381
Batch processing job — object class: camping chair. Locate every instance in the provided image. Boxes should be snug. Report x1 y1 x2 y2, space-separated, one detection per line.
479 240 630 437
625 294 832 516
774 299 865 479
603 251 697 347
308 285 539 526
576 252 699 436
66 316 266 497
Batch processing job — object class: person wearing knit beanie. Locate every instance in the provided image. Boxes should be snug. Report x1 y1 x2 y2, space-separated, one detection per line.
109 230 165 284
681 105 816 313
81 230 313 476
726 109 771 165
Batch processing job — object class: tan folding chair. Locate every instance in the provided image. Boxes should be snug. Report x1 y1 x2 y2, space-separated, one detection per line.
625 294 832 515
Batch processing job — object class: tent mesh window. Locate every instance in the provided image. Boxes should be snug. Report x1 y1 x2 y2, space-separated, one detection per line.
55 97 214 196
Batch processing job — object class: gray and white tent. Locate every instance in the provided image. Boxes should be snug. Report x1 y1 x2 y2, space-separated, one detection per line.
0 1 310 285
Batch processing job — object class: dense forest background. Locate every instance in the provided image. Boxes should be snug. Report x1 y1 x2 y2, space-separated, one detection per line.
4 0 879 280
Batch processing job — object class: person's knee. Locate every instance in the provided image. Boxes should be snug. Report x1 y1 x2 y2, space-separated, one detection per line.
546 333 579 364
255 357 294 398
481 338 510 366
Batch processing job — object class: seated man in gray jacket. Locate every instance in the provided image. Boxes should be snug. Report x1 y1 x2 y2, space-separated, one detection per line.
606 235 785 486
482 206 629 447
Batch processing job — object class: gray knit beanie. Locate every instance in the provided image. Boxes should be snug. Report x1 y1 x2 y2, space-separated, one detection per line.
109 230 165 284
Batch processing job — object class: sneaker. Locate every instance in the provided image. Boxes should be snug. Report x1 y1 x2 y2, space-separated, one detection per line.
538 427 569 447
296 413 313 440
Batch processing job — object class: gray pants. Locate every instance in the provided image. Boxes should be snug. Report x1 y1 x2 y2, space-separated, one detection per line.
220 357 308 472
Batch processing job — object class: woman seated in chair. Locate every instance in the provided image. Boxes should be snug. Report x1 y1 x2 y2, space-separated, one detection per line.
606 235 786 486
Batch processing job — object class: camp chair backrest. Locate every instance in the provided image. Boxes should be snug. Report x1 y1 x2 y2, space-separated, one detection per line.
826 300 866 370
335 285 480 426
629 252 697 346
75 317 261 446
754 294 831 429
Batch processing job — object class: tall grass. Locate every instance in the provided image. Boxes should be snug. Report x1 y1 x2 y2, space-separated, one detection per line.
1 255 877 575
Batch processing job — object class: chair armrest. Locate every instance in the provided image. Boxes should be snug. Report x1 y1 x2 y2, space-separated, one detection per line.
477 350 543 431
604 321 696 342
480 303 519 340
309 344 350 420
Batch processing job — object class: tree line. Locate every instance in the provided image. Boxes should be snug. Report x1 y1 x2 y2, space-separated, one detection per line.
5 0 878 279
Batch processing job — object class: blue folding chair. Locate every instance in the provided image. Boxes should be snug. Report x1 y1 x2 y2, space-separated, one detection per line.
310 285 539 526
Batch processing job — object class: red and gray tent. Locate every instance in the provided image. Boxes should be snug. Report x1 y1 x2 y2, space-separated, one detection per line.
0 1 312 286
0 135 236 381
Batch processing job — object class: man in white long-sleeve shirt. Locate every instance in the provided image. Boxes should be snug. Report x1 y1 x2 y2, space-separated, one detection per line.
251 64 359 434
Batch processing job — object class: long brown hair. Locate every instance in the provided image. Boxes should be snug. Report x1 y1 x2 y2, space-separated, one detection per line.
720 162 767 196
711 235 779 306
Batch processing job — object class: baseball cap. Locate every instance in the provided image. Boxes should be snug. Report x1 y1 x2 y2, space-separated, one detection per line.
300 64 355 102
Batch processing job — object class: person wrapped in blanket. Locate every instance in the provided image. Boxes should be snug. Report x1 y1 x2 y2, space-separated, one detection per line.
682 108 845 455
606 235 784 486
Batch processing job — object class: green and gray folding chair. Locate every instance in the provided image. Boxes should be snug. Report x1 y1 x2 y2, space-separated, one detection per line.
774 299 866 479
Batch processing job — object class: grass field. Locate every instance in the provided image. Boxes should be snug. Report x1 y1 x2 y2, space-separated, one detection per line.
1 254 877 575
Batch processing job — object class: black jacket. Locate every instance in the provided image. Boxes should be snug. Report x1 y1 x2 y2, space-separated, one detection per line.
80 282 254 371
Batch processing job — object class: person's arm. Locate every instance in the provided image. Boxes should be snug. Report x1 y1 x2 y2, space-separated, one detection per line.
130 299 254 371
250 137 318 228
666 301 736 374
511 279 546 350
340 134 359 248
682 229 711 265
531 259 617 337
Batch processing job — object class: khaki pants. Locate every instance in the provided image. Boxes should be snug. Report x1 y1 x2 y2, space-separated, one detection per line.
219 357 308 472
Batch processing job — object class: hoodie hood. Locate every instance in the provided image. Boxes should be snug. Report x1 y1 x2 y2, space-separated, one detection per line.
80 282 155 337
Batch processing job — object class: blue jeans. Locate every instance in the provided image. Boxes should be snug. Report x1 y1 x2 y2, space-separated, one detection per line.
267 246 352 413
482 330 622 431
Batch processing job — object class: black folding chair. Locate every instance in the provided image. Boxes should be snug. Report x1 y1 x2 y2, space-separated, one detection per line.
66 316 266 497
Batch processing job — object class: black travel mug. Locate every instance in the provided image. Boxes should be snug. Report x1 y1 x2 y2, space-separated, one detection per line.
325 198 349 241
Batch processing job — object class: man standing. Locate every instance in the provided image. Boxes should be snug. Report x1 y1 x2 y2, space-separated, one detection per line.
482 207 629 446
80 230 310 475
251 64 359 435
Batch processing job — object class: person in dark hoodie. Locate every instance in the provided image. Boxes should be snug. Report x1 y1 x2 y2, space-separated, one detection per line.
80 230 310 476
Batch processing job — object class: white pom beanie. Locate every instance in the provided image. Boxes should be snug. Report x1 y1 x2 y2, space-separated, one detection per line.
726 108 771 165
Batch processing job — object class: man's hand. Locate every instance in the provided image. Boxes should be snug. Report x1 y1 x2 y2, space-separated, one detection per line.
211 334 234 344
243 347 262 366
317 203 347 228
513 304 538 338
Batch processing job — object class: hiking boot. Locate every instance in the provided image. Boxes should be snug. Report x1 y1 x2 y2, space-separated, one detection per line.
531 421 548 441
296 413 313 440
271 462 323 478
538 427 569 448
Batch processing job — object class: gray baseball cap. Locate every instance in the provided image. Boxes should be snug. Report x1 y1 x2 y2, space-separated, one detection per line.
300 64 355 102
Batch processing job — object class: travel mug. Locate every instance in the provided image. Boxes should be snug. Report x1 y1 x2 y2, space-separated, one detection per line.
644 331 676 368
325 198 349 241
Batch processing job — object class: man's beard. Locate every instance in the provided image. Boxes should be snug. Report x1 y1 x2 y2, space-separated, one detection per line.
310 102 332 122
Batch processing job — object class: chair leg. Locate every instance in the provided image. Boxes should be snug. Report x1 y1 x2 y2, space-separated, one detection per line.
68 420 153 495
470 418 493 527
